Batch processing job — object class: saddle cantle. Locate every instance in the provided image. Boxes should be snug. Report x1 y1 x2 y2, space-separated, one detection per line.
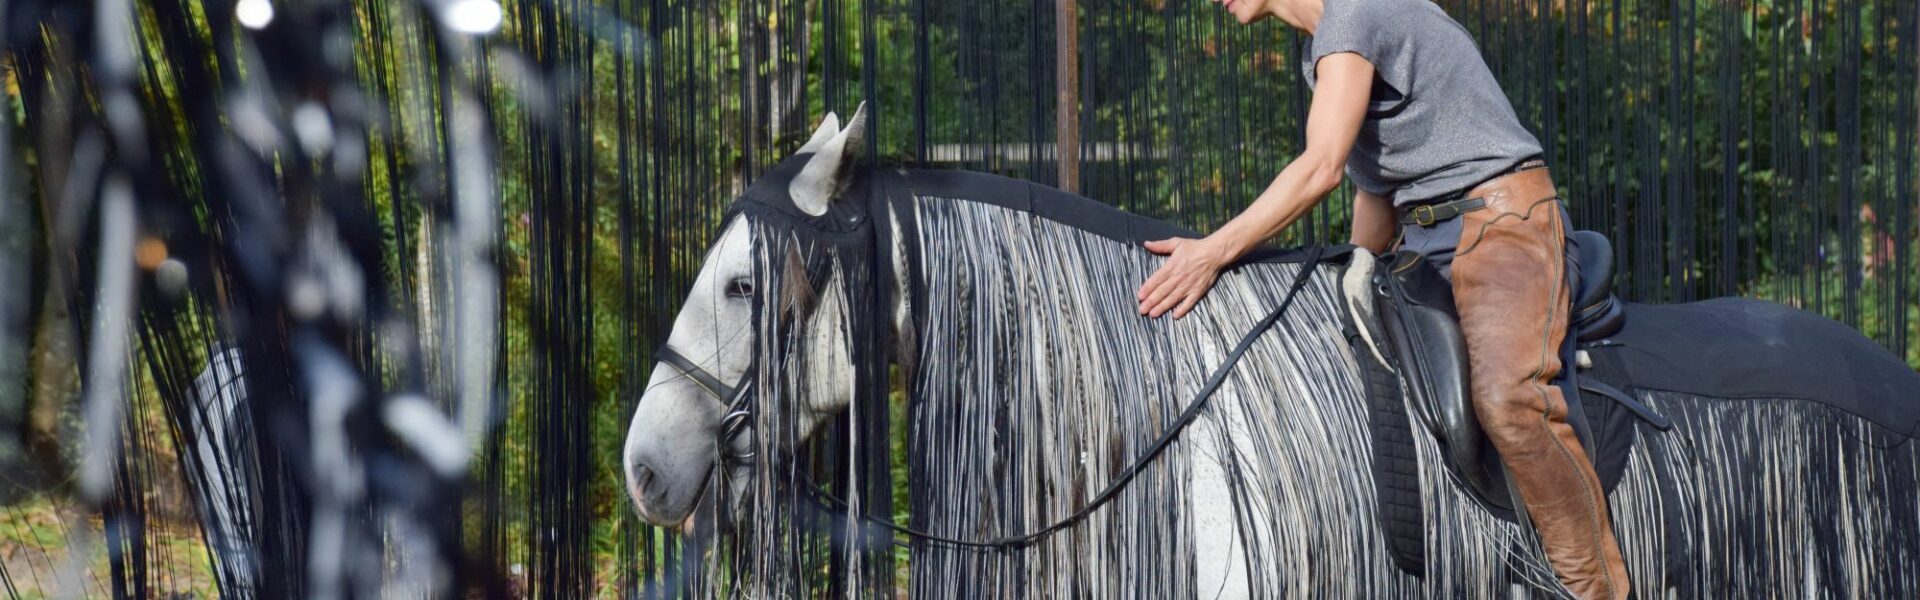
1569 231 1625 342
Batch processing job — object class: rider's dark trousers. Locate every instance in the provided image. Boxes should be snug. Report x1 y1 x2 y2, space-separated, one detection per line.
1399 165 1632 600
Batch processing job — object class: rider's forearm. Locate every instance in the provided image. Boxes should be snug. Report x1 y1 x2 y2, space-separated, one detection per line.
1207 153 1344 260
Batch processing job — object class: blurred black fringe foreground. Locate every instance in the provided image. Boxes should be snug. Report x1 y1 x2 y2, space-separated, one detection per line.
0 0 1912 597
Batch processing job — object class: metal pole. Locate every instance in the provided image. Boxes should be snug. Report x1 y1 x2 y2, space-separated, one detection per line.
1055 0 1081 193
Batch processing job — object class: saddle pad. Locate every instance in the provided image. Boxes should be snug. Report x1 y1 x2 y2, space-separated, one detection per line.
1348 321 1425 577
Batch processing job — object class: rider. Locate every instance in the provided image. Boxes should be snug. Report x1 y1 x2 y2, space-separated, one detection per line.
1134 0 1630 596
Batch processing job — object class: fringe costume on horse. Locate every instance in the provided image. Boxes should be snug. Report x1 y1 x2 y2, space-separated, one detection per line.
622 110 1920 598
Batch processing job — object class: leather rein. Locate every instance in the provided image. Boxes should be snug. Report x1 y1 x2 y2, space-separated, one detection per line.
654 213 1328 551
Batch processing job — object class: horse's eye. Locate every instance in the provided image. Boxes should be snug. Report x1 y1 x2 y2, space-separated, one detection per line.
725 277 754 298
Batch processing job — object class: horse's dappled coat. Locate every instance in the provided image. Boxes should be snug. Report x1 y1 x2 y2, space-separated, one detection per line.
683 161 1920 598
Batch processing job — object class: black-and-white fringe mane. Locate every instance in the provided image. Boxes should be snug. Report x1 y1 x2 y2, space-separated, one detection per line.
697 168 1920 598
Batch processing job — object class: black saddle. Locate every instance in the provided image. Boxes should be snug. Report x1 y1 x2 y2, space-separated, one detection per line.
1348 230 1650 577
1375 230 1626 512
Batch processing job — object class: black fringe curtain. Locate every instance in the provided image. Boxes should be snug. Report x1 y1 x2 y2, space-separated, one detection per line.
0 0 1914 597
1448 0 1919 349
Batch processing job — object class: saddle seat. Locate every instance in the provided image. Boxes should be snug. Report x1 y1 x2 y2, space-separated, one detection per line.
1369 230 1623 512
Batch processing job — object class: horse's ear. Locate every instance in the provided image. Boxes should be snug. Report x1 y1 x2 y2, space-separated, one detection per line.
790 102 868 216
795 112 840 156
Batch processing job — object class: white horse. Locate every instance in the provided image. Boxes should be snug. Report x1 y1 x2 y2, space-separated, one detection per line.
624 107 1920 598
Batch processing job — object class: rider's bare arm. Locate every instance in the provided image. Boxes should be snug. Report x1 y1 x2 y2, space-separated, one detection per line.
1208 51 1374 259
1350 187 1395 254
1135 52 1373 319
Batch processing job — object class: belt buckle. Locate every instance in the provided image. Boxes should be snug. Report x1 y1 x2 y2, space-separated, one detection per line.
1410 204 1437 227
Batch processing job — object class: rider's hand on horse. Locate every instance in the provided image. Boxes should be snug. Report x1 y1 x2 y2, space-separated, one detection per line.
1137 236 1232 319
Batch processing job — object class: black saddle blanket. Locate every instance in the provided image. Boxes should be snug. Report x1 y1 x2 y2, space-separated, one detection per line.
1584 298 1920 437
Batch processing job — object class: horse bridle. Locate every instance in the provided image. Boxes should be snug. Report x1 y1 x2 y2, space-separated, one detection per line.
653 344 757 464
647 196 846 466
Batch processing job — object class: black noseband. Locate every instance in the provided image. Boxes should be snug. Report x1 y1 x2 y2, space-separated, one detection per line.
654 344 757 464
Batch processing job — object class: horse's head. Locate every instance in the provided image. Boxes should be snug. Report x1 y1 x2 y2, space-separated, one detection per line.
623 106 876 529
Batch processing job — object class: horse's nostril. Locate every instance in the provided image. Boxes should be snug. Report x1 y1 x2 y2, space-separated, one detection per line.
633 464 657 496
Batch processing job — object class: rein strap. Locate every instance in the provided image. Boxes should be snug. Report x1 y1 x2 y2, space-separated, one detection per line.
812 245 1329 550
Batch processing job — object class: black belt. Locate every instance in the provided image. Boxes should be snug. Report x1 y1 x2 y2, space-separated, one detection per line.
1399 197 1486 227
1398 158 1547 227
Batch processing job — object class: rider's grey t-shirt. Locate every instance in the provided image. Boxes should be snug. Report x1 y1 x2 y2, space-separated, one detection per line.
1300 0 1543 206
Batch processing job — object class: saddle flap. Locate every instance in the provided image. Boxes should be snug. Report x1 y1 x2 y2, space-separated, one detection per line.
1377 251 1513 513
